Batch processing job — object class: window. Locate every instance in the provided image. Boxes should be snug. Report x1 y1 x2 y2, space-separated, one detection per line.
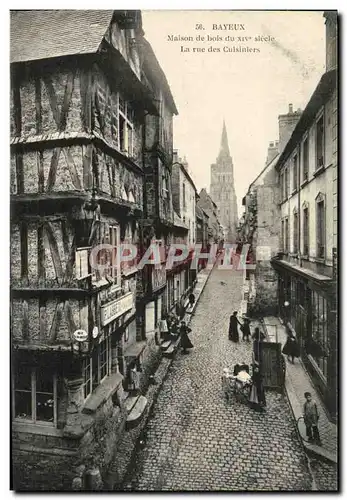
284 168 289 199
311 291 328 379
14 366 57 425
316 114 324 170
303 205 309 255
182 183 186 210
285 217 289 252
293 210 298 253
303 138 309 181
83 336 111 399
316 196 325 259
280 173 284 202
118 95 134 157
293 154 298 192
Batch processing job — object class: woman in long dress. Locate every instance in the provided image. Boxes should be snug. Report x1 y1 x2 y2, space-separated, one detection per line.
282 332 300 363
180 320 194 354
229 311 242 342
249 363 266 412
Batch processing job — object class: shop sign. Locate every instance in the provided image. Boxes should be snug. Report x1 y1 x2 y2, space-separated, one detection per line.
101 292 134 326
152 265 166 292
73 329 88 342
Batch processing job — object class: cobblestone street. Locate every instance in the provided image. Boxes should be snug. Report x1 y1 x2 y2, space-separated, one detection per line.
122 268 314 491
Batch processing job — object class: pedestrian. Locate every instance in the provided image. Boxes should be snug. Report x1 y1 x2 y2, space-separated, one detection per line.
180 320 193 354
241 317 251 341
249 362 266 412
303 392 321 445
282 331 300 363
229 311 242 342
252 327 266 362
188 292 196 307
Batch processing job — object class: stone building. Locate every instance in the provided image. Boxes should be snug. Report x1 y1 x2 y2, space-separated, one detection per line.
10 10 175 490
210 121 238 242
197 188 222 247
271 11 338 418
170 151 198 300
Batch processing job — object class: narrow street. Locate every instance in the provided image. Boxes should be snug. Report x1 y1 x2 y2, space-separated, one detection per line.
122 267 313 491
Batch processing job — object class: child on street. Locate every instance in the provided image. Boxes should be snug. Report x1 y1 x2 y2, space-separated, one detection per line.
303 392 321 445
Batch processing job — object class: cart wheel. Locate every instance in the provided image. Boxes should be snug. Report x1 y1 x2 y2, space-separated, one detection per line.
296 416 310 442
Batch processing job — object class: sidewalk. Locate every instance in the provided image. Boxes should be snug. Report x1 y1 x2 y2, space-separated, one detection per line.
263 316 338 464
184 265 213 324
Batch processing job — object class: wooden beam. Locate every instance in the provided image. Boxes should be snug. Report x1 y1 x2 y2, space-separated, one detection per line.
39 296 46 341
37 150 44 193
64 300 77 338
48 301 64 343
13 81 22 136
22 300 29 341
20 221 28 285
59 70 75 132
44 221 63 284
46 147 61 192
15 150 24 194
62 148 82 190
82 144 93 190
37 223 45 285
42 76 61 127
61 220 75 285
35 78 42 135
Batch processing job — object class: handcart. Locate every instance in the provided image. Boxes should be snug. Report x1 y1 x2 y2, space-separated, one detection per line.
222 365 252 404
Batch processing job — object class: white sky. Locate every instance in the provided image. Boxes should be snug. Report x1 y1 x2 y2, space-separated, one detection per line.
142 10 326 216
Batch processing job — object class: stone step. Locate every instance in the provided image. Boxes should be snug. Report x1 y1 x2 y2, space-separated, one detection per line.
126 395 148 430
124 395 138 413
160 340 171 351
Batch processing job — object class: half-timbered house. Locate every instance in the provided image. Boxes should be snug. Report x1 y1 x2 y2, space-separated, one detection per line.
137 39 178 340
10 10 161 490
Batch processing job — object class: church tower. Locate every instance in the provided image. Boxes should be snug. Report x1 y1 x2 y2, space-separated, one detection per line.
210 121 238 242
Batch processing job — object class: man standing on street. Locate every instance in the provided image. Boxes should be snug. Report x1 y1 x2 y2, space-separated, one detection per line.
229 311 242 342
303 392 321 445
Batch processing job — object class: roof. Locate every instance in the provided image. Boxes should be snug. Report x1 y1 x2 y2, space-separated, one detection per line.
10 10 114 63
248 151 279 192
276 69 337 171
141 38 178 115
172 161 198 194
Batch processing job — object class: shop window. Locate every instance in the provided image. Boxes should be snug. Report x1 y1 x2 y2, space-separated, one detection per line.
302 137 309 181
82 336 111 399
311 291 328 379
316 114 325 170
13 365 57 426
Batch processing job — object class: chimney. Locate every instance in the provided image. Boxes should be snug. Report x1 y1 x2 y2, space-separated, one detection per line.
278 104 302 154
266 140 279 165
324 11 337 71
173 149 179 164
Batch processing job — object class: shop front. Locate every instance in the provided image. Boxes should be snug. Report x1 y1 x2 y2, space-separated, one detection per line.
272 259 337 417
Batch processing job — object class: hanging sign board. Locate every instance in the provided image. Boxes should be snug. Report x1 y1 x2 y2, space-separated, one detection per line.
73 329 88 342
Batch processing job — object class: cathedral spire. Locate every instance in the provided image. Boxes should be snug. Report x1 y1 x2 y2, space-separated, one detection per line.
219 120 230 157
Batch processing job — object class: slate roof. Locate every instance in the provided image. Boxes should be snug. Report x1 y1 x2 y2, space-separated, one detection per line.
10 9 114 63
